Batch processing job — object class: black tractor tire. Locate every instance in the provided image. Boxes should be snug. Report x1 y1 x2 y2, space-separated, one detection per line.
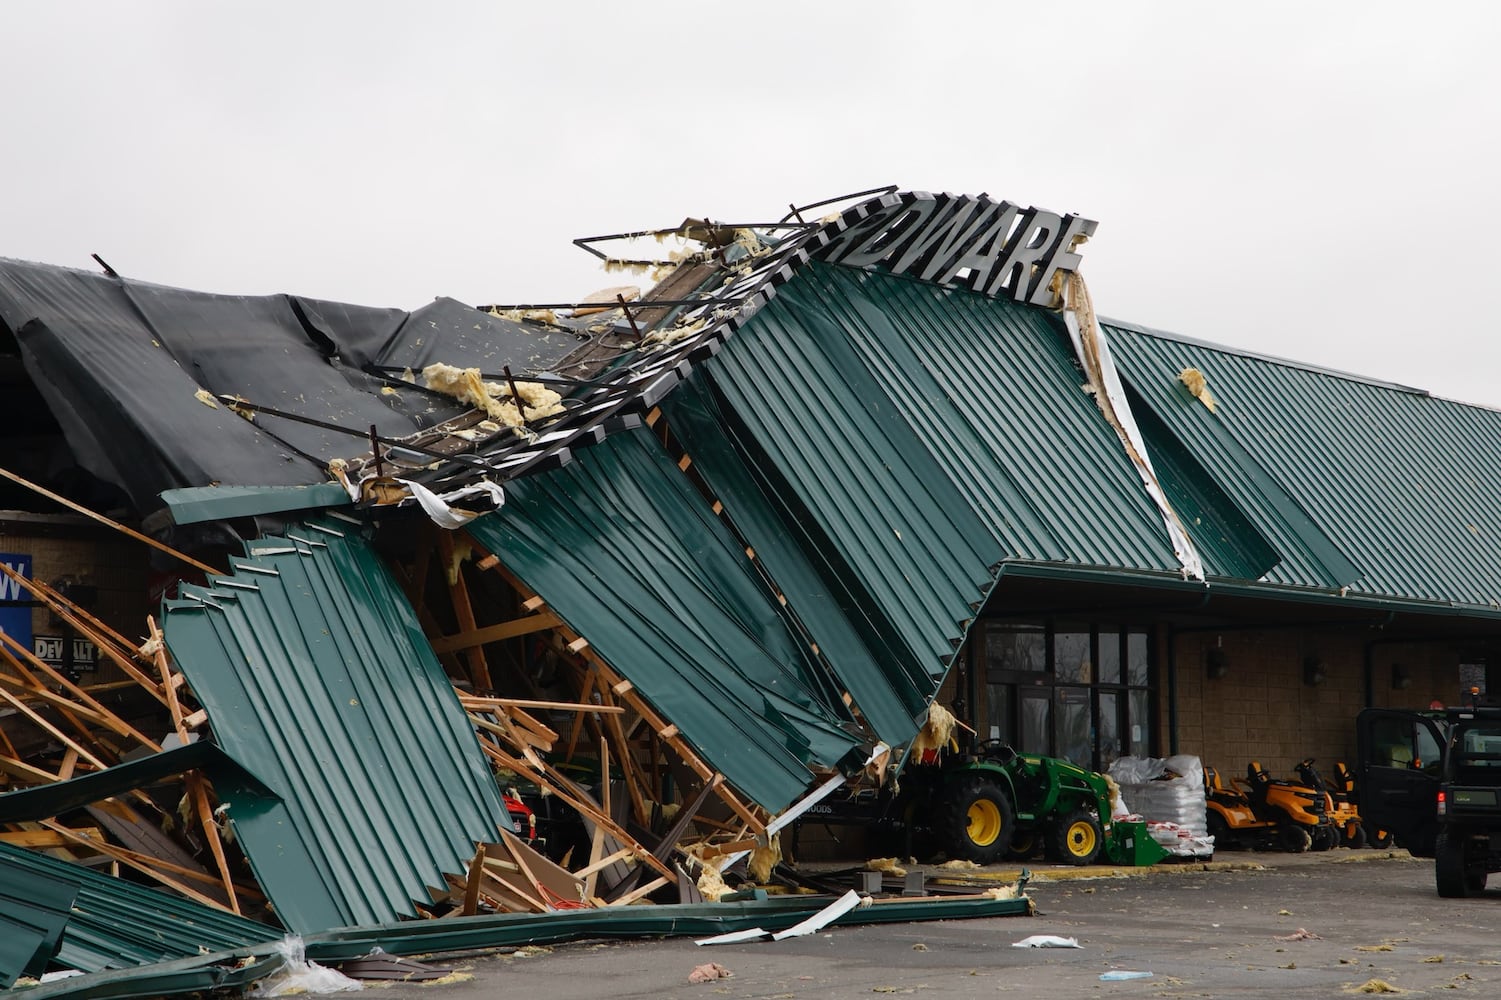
1366 824 1394 850
1311 824 1338 852
1343 821 1367 850
1279 825 1313 853
1006 828 1040 861
1436 829 1470 898
1050 810 1104 866
1206 812 1239 852
938 775 1015 864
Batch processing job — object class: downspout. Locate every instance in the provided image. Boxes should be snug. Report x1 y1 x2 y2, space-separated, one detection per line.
1163 590 1213 757
1167 632 1179 756
1363 641 1374 710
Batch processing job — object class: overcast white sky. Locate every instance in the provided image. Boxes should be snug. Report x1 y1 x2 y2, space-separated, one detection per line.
6 3 1501 406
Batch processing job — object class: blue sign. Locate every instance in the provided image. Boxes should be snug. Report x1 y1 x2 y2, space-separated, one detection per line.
0 552 33 650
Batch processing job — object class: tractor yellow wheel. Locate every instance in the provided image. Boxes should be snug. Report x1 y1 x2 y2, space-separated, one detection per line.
967 798 1004 846
1065 819 1098 856
1050 809 1104 865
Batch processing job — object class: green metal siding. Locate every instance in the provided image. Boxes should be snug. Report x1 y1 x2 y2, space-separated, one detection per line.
301 891 1029 961
161 519 510 933
664 378 925 744
1110 321 1501 606
686 262 1182 699
0 842 276 977
466 428 864 812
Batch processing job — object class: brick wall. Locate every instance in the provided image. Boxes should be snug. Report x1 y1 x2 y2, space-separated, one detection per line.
1171 629 1473 781
0 512 150 681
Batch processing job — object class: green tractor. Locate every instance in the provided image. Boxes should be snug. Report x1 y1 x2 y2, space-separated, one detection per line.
896 740 1117 865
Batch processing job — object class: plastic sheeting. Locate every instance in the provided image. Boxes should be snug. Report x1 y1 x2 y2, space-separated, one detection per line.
0 259 584 513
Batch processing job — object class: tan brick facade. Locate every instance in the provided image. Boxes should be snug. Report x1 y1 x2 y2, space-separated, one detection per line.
1171 629 1480 781
0 512 150 680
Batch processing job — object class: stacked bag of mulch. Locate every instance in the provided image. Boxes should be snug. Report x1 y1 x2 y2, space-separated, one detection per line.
1107 755 1214 858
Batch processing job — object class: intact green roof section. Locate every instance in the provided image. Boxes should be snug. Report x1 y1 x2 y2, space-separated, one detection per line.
466 427 864 812
1109 322 1501 606
161 518 510 933
688 262 1181 693
0 841 276 979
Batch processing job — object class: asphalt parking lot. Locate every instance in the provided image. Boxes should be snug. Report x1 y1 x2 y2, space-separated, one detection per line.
361 849 1501 999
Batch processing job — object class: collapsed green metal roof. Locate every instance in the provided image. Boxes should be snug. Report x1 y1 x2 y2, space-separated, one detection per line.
663 263 1184 725
1109 322 1501 608
466 428 865 812
161 517 511 933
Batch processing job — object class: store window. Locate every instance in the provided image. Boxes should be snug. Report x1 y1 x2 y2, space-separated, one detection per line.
978 620 1154 770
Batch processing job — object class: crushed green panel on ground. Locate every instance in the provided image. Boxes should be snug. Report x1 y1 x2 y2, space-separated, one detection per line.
161 518 510 933
0 867 75 988
302 891 1031 960
0 840 277 982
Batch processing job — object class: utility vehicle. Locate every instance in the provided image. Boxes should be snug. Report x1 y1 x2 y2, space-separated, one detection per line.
1358 697 1501 896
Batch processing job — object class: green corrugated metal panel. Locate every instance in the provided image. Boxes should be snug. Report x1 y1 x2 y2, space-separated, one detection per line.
0 841 277 978
1109 322 1501 605
688 262 1181 698
302 891 1030 961
0 867 74 988
10 949 282 1000
466 428 864 812
1127 391 1281 580
0 742 259 826
161 518 511 933
160 483 350 525
664 378 923 745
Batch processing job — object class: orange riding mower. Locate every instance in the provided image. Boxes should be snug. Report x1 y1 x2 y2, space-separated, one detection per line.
1295 759 1393 849
1204 762 1336 852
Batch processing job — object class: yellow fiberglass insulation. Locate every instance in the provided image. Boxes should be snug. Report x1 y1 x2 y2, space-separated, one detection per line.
909 703 958 760
748 833 782 884
421 363 564 429
1177 367 1218 412
693 861 732 902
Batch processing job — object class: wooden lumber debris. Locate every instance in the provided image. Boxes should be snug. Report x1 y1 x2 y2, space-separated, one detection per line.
444 830 589 916
0 575 255 917
0 464 223 578
362 525 794 913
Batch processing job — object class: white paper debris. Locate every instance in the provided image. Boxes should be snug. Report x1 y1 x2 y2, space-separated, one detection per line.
1011 935 1081 949
694 928 770 947
771 889 861 941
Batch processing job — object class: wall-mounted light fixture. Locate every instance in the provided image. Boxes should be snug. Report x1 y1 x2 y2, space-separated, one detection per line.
1206 646 1229 680
1392 664 1412 691
1303 655 1327 687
